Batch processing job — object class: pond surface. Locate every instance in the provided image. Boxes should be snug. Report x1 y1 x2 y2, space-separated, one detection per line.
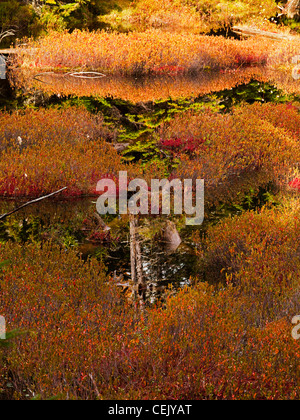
0 197 199 302
7 65 300 103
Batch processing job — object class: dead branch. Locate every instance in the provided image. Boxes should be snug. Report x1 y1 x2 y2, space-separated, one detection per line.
0 30 15 45
0 187 67 221
65 72 106 79
130 215 137 286
94 211 111 231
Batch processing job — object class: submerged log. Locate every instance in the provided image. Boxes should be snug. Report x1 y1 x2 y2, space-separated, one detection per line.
161 220 182 254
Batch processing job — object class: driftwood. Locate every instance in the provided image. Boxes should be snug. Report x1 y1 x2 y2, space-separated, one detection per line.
0 187 67 221
0 30 15 45
32 72 56 85
232 25 296 41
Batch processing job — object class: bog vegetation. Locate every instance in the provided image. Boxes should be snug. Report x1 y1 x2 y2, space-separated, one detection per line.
2 0 300 401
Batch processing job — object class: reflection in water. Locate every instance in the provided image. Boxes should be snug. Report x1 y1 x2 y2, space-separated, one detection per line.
9 67 280 102
4 64 298 303
81 215 198 304
0 198 198 303
142 240 197 302
10 66 300 102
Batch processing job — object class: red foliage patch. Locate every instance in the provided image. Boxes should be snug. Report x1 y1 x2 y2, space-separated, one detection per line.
289 177 300 191
160 137 206 153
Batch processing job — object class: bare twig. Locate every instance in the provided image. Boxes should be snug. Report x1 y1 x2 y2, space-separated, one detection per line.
88 373 101 399
0 187 67 221
94 212 111 231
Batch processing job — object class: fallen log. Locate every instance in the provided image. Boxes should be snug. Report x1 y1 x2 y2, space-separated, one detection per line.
232 25 296 41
